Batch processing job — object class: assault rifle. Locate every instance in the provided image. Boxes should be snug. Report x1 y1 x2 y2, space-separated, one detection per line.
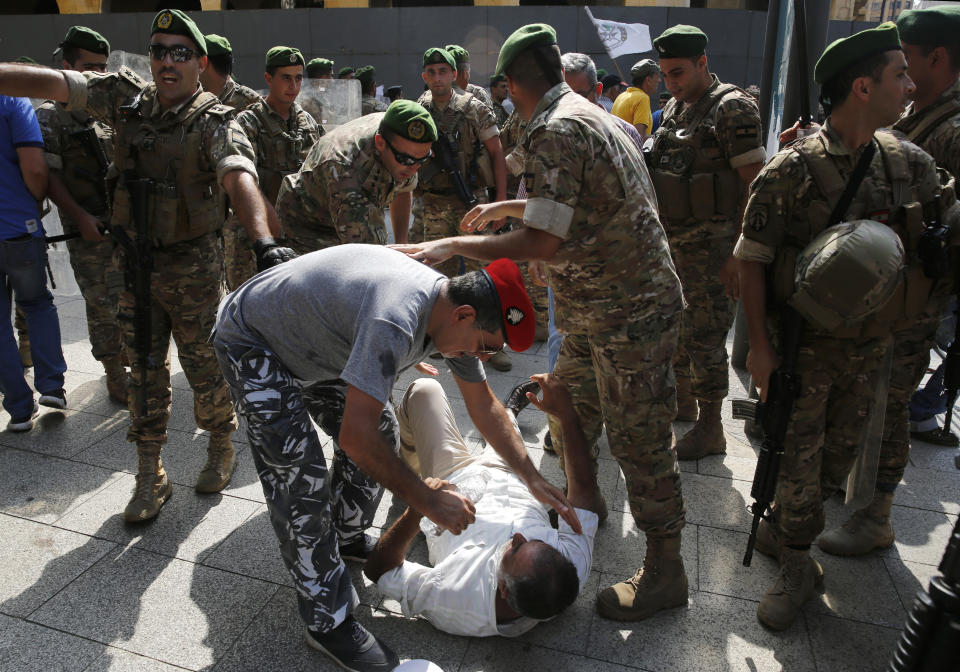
434 132 478 209
731 307 804 566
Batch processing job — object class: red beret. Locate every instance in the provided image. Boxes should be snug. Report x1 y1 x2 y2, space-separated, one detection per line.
483 258 535 352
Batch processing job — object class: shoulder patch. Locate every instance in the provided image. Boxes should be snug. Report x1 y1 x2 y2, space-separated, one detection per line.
747 204 768 231
118 66 148 89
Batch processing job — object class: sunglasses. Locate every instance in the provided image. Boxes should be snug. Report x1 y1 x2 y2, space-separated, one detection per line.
383 135 432 166
477 331 505 356
83 62 108 72
148 44 197 63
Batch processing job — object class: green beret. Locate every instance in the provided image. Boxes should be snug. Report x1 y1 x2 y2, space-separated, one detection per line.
489 73 506 86
306 57 334 77
444 44 469 65
61 26 110 56
266 46 304 69
653 25 708 59
596 68 608 80
204 34 231 57
897 6 960 47
381 100 437 143
495 23 557 76
151 9 206 55
423 47 456 70
814 22 901 85
338 66 355 78
631 58 659 79
14 56 38 65
355 65 376 86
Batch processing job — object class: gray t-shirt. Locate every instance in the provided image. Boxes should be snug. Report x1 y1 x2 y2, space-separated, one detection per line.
215 244 485 404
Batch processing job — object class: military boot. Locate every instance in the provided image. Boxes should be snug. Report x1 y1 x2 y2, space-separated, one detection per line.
102 355 129 405
755 517 780 559
756 547 823 631
196 432 237 493
674 400 726 460
123 442 172 523
596 535 688 621
817 491 895 556
675 378 697 422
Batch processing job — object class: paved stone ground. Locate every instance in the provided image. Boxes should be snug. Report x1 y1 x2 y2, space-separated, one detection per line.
2 278 958 672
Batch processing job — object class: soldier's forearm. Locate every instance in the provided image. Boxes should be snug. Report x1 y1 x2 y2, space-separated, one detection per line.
0 65 69 103
264 200 283 237
47 172 87 222
223 170 271 243
450 225 561 263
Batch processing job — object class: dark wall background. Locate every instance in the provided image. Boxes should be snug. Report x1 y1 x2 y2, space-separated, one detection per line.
0 6 878 99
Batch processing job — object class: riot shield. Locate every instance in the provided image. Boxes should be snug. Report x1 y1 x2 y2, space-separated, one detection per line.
106 50 153 83
297 78 361 132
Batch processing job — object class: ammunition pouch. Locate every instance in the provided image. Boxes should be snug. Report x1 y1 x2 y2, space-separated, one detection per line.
652 169 741 222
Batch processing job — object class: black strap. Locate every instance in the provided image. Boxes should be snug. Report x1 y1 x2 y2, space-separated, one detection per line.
828 139 876 227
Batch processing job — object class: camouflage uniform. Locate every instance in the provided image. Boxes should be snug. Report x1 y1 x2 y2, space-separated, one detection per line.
275 113 416 255
413 88 499 277
218 77 261 111
361 94 388 116
523 84 686 538
734 119 955 546
458 82 494 110
650 75 764 402
492 100 510 129
61 66 257 446
226 99 322 289
35 101 124 365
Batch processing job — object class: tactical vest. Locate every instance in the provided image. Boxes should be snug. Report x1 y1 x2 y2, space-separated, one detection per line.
903 98 960 147
650 83 744 223
113 88 229 247
48 103 114 222
420 91 493 194
770 130 937 338
252 103 313 204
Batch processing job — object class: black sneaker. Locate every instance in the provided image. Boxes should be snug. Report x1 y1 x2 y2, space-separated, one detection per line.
340 533 378 563
304 616 399 672
7 400 38 432
504 380 540 416
38 389 67 410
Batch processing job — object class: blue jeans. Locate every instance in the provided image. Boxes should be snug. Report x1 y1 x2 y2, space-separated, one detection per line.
0 235 66 418
547 288 563 372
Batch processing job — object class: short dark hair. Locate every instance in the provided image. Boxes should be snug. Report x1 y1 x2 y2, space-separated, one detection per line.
447 271 502 335
207 52 233 77
821 50 891 112
504 44 563 90
920 42 960 71
503 542 579 620
362 79 376 96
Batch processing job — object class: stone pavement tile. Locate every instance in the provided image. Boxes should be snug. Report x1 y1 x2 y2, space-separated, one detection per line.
462 637 636 672
878 506 956 566
0 448 124 524
202 505 291 586
592 510 698 590
905 441 958 473
0 406 127 459
698 526 781 603
882 557 938 612
514 569 601 657
890 465 960 515
697 452 758 483
0 613 105 672
680 472 754 533
0 512 115 618
365 605 471 670
30 546 278 670
54 296 88 319
84 647 186 671
54 475 262 563
804 612 901 672
58 315 94 343
589 586 815 672
59 370 129 418
61 340 105 376
805 551 906 628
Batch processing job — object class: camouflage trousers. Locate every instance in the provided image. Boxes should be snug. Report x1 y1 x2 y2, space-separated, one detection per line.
221 214 257 292
776 334 890 546
65 237 124 361
549 312 686 538
413 192 486 277
214 339 400 633
119 232 236 444
670 237 736 401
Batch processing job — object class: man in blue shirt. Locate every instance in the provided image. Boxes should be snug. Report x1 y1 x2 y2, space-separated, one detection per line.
0 94 67 432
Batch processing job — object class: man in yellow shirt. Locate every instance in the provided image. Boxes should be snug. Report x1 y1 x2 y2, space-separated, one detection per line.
611 58 660 139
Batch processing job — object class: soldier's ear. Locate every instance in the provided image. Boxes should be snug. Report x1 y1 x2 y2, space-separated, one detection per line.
197 54 208 74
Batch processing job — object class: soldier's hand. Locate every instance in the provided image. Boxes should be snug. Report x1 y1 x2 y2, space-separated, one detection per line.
390 240 455 266
779 118 821 145
252 236 297 272
424 487 476 535
746 341 780 403
76 211 105 243
529 260 549 287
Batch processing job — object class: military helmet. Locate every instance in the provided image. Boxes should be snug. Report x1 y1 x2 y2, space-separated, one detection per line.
788 220 904 332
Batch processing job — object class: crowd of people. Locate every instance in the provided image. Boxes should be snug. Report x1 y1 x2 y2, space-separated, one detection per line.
1 5 959 672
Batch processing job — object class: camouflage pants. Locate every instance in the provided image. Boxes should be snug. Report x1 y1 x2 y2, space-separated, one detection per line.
413 192 486 277
119 232 236 444
214 339 400 633
221 214 257 292
670 238 735 401
549 312 685 538
776 334 889 546
66 236 124 361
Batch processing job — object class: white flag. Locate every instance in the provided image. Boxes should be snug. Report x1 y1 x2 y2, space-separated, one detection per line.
585 7 652 59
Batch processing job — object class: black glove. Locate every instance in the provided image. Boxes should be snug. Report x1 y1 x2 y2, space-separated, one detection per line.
252 236 297 272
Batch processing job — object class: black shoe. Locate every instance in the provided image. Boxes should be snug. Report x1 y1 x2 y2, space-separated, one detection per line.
340 533 378 563
504 380 540 416
911 427 960 447
7 400 38 432
38 389 67 410
305 617 399 672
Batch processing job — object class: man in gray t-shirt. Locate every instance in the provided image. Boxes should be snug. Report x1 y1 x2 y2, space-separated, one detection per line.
213 244 578 670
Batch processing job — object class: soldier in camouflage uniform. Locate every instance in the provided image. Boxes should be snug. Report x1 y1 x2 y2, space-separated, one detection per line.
396 24 690 623
0 9 291 523
275 100 434 256
648 26 766 461
736 24 960 630
817 6 960 558
490 74 511 127
357 66 387 116
226 46 321 290
445 44 495 110
34 27 127 404
200 34 261 111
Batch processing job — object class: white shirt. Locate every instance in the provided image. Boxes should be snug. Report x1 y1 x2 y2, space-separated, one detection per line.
377 463 598 637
